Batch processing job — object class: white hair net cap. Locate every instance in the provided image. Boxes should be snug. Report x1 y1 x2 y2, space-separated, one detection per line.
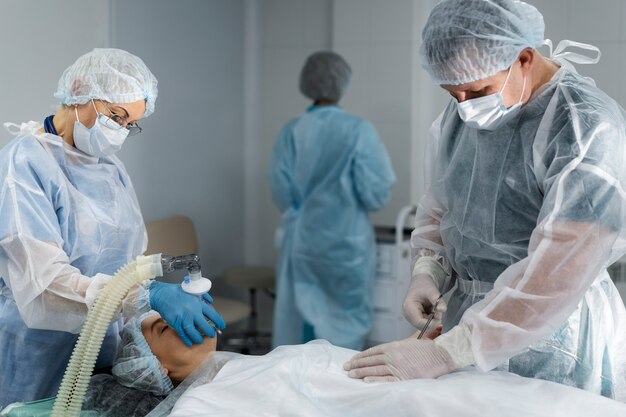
54 48 158 117
112 311 174 396
300 51 352 102
420 0 544 85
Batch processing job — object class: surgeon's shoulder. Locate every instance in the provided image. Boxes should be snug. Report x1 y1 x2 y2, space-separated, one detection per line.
543 71 626 170
332 110 380 138
0 135 59 178
555 71 625 130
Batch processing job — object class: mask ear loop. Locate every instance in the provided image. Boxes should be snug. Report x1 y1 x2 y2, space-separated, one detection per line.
516 74 527 105
75 101 100 126
74 105 82 125
90 99 101 117
499 66 514 94
501 62 526 107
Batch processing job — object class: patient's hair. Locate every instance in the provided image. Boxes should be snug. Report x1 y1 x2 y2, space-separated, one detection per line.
112 311 175 395
111 311 217 395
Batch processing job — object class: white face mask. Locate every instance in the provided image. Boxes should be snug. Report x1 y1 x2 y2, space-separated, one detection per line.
456 66 526 131
73 101 129 157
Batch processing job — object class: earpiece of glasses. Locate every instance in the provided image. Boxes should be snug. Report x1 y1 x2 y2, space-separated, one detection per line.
109 114 143 137
126 123 142 137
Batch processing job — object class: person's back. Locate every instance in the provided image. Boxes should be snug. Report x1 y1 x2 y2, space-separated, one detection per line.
278 105 389 231
269 52 395 350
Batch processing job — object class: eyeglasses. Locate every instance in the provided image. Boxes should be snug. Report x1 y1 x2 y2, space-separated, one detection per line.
99 101 143 137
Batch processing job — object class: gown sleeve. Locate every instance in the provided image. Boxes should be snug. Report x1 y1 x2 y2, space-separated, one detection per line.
268 122 297 212
410 109 456 292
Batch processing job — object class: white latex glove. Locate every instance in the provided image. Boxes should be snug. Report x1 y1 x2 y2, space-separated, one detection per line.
343 339 456 382
402 273 447 330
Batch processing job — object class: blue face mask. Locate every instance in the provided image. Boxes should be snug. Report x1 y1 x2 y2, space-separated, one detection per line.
456 67 526 131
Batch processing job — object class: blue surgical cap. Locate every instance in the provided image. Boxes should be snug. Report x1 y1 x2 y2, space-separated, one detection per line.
420 0 545 85
300 51 352 102
111 311 173 396
54 48 158 117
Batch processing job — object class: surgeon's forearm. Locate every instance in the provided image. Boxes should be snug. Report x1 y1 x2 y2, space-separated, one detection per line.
0 235 145 332
411 191 455 292
26 269 149 333
492 221 610 319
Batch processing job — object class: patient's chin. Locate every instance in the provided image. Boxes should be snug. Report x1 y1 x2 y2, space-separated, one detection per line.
203 334 218 353
188 335 218 368
172 338 218 384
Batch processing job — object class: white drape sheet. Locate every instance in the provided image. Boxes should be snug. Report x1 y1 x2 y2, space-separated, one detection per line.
157 341 626 417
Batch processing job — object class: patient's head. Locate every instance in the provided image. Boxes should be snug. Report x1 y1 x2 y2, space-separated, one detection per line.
112 311 217 395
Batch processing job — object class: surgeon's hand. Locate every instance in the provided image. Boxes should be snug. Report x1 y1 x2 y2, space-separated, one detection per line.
402 273 447 330
343 338 456 382
149 281 226 347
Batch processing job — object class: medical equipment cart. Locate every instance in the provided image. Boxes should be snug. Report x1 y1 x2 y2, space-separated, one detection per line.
366 205 417 347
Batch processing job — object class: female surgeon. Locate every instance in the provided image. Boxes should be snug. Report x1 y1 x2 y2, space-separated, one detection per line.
345 0 626 401
0 48 224 407
269 51 396 350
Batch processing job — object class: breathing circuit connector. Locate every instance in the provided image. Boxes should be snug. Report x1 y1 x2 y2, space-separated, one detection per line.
160 254 212 295
161 254 202 274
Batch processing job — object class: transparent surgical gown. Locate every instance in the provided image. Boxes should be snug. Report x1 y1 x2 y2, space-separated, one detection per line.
411 66 626 400
0 121 148 407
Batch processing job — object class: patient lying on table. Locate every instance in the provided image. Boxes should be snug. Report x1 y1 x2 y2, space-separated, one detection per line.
87 311 626 417
110 311 436 393
85 310 436 416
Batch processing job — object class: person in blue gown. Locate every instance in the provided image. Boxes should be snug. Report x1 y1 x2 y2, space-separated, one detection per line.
269 51 396 350
0 48 224 408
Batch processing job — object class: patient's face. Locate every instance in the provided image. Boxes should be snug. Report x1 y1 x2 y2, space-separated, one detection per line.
142 313 217 383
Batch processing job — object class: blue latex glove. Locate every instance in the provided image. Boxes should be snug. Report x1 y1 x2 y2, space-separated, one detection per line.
149 281 226 346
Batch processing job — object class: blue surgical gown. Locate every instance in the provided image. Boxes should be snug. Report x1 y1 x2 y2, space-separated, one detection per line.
0 122 147 407
411 65 626 400
269 105 396 349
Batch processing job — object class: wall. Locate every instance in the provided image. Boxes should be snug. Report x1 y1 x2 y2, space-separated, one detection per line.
114 0 246 283
1 0 625 333
0 0 111 147
247 0 333 267
248 0 419 267
241 0 334 332
525 0 626 107
247 0 626 325
0 0 247 284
